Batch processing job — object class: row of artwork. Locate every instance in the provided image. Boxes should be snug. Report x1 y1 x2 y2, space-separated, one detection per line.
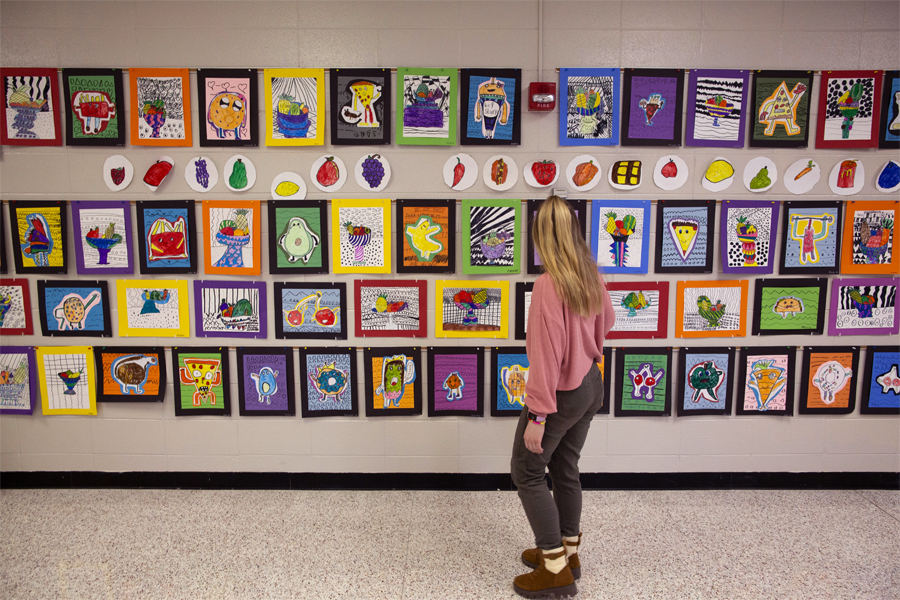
3 67 899 150
1 344 896 418
3 198 898 278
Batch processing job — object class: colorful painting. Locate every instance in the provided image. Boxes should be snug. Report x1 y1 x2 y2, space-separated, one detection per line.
0 279 33 336
8 201 67 274
752 278 828 336
462 199 521 274
749 70 813 148
436 280 509 339
799 346 859 415
202 200 260 276
193 280 266 339
621 68 683 147
590 200 651 274
614 347 672 417
736 347 796 416
1 67 62 146
559 68 618 146
396 67 456 145
526 199 587 274
236 347 294 416
264 68 325 146
720 200 780 274
427 346 484 417
460 68 521 145
71 201 132 275
135 200 197 274
828 277 899 336
840 201 898 275
94 346 166 403
491 346 529 417
331 199 391 274
879 71 900 149
676 279 749 338
37 280 111 338
299 347 358 418
396 199 455 274
355 279 427 338
606 281 669 340
676 347 735 417
364 347 422 417
116 278 190 338
654 200 715 274
685 69 749 148
195 68 258 147
596 347 612 415
0 346 37 414
62 68 125 146
860 346 900 414
514 281 534 341
129 68 191 146
171 346 230 416
265 200 327 274
274 282 346 340
779 201 842 275
36 346 96 416
815 70 882 149
330 68 390 145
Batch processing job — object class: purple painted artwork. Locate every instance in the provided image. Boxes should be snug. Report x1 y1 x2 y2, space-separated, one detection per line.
432 352 479 412
193 280 267 339
720 200 780 275
685 69 749 148
626 73 679 142
829 277 899 336
71 200 133 275
241 353 289 412
0 345 37 414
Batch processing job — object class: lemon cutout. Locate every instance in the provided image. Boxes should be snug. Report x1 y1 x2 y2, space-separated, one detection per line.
705 159 734 183
274 181 300 197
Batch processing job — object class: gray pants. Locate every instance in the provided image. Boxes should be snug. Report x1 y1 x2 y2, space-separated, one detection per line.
510 365 603 550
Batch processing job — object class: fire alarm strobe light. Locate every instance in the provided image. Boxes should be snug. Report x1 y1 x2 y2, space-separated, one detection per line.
529 82 556 112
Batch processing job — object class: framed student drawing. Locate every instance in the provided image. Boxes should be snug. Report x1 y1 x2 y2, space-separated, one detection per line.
1 208 6 275
840 200 898 275
597 347 612 415
1 67 62 146
71 201 133 275
462 199 521 275
526 199 586 274
685 69 749 148
35 346 96 416
491 346 529 417
363 346 422 417
436 280 509 339
193 280 266 339
736 346 796 416
171 346 230 417
94 346 166 403
61 68 125 146
274 281 347 340
264 68 325 146
331 198 391 274
116 278 190 338
267 200 328 275
298 347 358 418
720 200 780 275
559 68 619 146
614 346 672 417
236 347 295 417
196 68 258 147
514 282 534 341
749 70 813 148
654 200 715 274
396 199 456 274
202 200 261 276
798 346 859 415
780 201 842 275
396 67 456 146
590 200 651 274
828 277 899 337
8 201 67 274
860 346 900 414
427 346 485 417
129 68 192 146
879 71 900 149
676 346 735 417
355 279 427 338
676 279 749 339
330 68 390 145
605 281 669 340
0 346 37 415
751 278 828 336
460 68 521 146
0 279 33 336
37 280 111 338
621 69 684 147
135 200 198 275
815 70 882 149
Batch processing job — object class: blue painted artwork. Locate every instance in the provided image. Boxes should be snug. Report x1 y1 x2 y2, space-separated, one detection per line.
867 349 900 409
885 75 900 144
495 351 529 414
305 353 353 412
141 207 191 270
42 285 105 332
559 68 619 146
784 206 839 269
660 205 709 268
279 287 342 335
466 76 516 142
590 200 651 274
681 352 730 412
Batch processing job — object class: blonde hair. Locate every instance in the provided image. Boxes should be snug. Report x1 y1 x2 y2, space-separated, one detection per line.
532 195 604 318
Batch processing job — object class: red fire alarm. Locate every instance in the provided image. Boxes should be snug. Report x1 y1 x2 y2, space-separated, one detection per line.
529 82 556 112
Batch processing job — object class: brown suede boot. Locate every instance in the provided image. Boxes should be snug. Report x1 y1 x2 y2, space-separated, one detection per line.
521 533 581 580
513 548 577 598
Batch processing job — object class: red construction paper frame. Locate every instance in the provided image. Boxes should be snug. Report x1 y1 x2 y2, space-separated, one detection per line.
605 281 669 340
0 279 33 335
354 279 427 338
815 70 882 149
1 68 62 146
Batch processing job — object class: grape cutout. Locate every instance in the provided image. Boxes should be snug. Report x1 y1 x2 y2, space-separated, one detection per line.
195 158 210 189
362 154 385 189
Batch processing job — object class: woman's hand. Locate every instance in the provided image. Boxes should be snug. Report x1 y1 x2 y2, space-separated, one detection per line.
524 421 545 454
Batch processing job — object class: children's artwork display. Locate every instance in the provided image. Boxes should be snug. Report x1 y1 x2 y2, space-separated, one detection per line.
435 280 509 339
614 347 672 417
1 67 62 146
236 347 294 417
514 281 534 341
267 200 328 275
606 281 669 340
590 200 651 274
491 346 529 417
0 279 33 335
720 200 780 275
736 347 796 416
828 277 899 336
37 280 111 338
331 198 391 274
559 68 619 146
8 201 67 274
621 69 684 147
460 68 521 146
751 278 828 336
264 68 325 146
749 70 813 148
94 346 166 403
196 68 258 147
798 346 859 415
0 346 37 415
61 68 125 146
35 346 96 416
193 280 266 339
427 346 485 417
840 200 898 275
363 346 422 417
676 346 735 417
597 347 612 415
815 70 882 149
676 279 749 338
860 346 900 414
780 201 842 275
202 200 261 276
330 68 390 145
526 199 587 274
135 200 198 275
298 347 358 418
71 201 133 275
685 69 749 148
274 282 347 340
355 279 427 338
396 67 456 146
129 68 191 146
879 71 900 149
461 199 521 274
654 200 715 274
116 278 190 338
396 199 456 274
171 346 230 416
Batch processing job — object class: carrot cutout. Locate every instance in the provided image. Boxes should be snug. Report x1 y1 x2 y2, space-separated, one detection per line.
794 160 815 181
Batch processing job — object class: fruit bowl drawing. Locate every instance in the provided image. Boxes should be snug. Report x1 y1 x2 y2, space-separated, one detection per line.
58 370 83 395
143 112 166 138
704 96 733 126
214 232 250 268
348 233 371 261
84 234 122 265
480 230 510 263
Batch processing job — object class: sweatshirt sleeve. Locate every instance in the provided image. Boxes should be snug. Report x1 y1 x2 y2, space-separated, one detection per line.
524 282 566 417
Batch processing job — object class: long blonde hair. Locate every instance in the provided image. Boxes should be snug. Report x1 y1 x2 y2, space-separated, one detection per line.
532 195 604 318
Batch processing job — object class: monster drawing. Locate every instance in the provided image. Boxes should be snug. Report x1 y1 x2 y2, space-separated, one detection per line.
178 357 222 406
375 354 416 409
250 366 278 405
308 361 349 402
500 364 529 407
811 360 852 405
688 361 724 403
443 371 464 401
629 363 664 402
474 78 509 139
110 354 157 395
747 359 785 411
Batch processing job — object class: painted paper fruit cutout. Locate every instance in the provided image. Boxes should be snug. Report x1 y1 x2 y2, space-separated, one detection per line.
491 158 508 185
317 157 340 187
143 159 173 187
661 159 678 179
452 158 465 188
111 167 126 186
361 155 386 188
531 160 557 186
573 160 598 187
877 161 900 191
750 167 771 190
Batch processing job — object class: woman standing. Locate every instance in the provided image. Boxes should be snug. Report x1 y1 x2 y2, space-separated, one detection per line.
511 196 614 599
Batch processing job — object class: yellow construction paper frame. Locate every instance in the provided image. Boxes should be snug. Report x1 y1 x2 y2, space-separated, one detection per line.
116 279 190 338
36 346 96 415
202 200 262 276
264 68 326 146
676 279 749 338
331 199 392 274
435 279 510 339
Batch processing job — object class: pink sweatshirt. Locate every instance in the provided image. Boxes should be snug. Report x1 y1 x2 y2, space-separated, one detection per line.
524 273 615 417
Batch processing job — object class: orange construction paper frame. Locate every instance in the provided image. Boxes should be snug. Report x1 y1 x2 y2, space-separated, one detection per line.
202 200 261 276
676 279 749 338
129 68 192 147
840 200 899 275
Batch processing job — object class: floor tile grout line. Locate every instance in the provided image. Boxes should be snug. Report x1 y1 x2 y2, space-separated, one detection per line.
852 489 900 525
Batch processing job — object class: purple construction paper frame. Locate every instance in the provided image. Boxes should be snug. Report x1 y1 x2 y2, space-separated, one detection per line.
720 200 780 275
0 346 38 415
685 69 749 148
71 200 134 275
828 277 900 337
192 280 267 339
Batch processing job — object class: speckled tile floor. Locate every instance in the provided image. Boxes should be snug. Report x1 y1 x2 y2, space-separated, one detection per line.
1 489 898 600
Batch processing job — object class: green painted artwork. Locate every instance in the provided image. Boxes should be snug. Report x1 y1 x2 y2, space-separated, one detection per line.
752 75 811 143
621 353 667 412
758 286 821 331
275 207 323 270
176 352 225 410
67 74 119 140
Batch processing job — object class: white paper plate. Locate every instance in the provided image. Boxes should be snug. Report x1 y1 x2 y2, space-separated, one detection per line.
184 156 218 193
223 154 256 192
565 155 602 192
524 160 560 188
782 158 821 195
483 155 518 192
875 160 900 193
103 155 133 192
355 153 391 192
310 155 347 192
742 157 777 193
443 154 478 191
271 172 307 199
652 155 688 191
608 160 643 190
828 159 865 196
701 157 735 193
142 155 174 192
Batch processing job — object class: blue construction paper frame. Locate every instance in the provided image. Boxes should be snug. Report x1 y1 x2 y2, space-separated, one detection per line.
590 200 651 274
559 68 619 146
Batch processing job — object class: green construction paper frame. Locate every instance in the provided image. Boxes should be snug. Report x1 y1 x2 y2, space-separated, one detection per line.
461 198 521 274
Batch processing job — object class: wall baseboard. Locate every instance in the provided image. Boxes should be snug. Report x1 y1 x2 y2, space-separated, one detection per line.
1 471 897 491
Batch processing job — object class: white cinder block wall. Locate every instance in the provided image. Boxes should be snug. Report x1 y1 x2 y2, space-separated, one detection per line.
0 0 898 475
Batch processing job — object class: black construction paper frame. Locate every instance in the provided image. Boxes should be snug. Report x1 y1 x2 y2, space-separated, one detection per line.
267 200 329 275
597 346 613 415
748 70 814 148
329 68 391 146
62 68 126 147
779 201 843 275
860 346 900 415
298 347 359 418
427 346 485 417
236 346 295 417
135 200 198 275
798 345 859 415
1 206 7 274
514 281 534 340
273 282 348 340
735 346 796 416
171 346 231 417
94 346 167 403
196 68 259 147
526 199 587 274
363 346 422 417
614 346 673 417
8 201 68 275
621 68 685 147
395 199 456 274
490 345 528 418
37 279 111 338
878 71 898 150
654 200 716 274
751 278 828 336
676 346 736 417
459 68 522 146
